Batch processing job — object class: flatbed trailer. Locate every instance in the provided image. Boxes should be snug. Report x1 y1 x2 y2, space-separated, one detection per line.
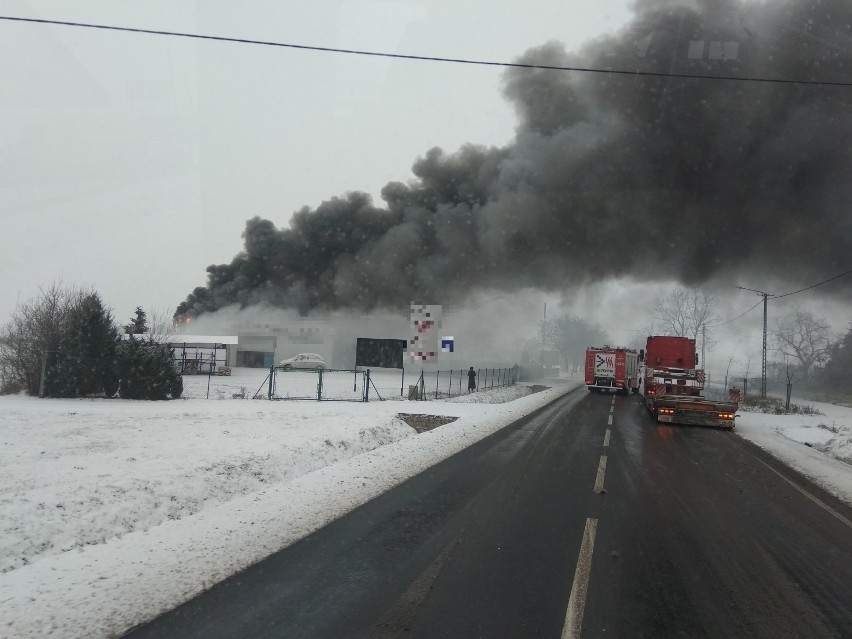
642 335 738 429
653 395 737 429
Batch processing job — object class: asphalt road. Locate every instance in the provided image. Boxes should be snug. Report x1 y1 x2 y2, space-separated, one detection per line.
123 389 852 638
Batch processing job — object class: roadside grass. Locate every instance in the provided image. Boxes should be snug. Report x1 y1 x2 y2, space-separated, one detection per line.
739 396 823 416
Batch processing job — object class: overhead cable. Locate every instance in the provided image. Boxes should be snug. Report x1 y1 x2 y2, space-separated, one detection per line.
3 15 852 88
771 267 852 299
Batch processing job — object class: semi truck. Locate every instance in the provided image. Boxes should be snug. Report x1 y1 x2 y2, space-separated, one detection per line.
642 336 737 429
585 347 640 394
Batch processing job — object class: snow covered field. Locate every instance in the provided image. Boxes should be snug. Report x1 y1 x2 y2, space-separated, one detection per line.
1 381 851 639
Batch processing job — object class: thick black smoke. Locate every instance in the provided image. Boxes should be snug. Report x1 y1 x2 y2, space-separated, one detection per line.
177 0 852 318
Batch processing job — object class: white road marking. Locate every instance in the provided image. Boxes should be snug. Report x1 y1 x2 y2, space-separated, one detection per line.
758 459 852 531
609 405 614 414
593 455 608 494
607 414 613 426
561 518 598 639
603 429 611 447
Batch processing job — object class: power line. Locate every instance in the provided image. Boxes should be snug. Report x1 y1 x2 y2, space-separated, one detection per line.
709 299 764 327
4 15 852 88
771 267 852 299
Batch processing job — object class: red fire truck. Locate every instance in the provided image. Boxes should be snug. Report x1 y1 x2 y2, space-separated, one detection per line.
642 336 737 429
585 347 640 394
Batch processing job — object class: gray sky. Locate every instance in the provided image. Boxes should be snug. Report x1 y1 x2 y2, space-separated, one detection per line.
1 0 631 322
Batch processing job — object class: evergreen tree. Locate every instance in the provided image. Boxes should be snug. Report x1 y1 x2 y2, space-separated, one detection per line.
116 337 182 400
124 306 148 335
50 293 119 398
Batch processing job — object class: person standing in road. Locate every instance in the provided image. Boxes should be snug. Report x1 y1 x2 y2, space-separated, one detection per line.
467 366 477 393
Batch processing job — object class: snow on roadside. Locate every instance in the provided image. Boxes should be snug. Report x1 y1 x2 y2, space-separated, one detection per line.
3 382 851 639
0 396 413 574
735 399 852 506
0 381 579 639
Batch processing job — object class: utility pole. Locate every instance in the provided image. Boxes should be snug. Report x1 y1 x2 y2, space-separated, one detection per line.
736 286 772 399
701 323 706 369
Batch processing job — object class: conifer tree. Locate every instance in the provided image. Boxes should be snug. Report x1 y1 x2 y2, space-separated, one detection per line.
55 293 120 397
116 337 182 400
124 306 148 335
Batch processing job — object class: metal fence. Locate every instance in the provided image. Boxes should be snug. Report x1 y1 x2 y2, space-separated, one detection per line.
271 368 369 402
179 366 271 400
368 367 517 401
180 366 517 401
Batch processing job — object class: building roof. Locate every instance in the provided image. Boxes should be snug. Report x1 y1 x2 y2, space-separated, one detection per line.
164 335 239 345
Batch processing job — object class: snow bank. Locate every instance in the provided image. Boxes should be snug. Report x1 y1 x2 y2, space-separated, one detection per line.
2 381 851 639
736 400 852 505
0 381 578 639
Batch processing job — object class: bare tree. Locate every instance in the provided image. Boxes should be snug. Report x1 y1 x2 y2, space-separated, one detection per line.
629 322 658 352
771 308 831 383
652 289 719 342
784 359 795 411
537 318 558 349
0 282 89 395
550 315 608 372
652 288 719 365
740 354 753 399
724 353 738 394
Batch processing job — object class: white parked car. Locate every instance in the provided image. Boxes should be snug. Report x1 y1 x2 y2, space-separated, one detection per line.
278 353 327 370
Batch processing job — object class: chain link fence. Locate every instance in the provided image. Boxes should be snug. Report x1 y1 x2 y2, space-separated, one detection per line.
179 366 271 400
367 367 518 401
179 365 517 401
271 369 368 401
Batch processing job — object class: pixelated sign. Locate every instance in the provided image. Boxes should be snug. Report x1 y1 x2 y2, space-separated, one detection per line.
441 336 454 353
409 303 442 361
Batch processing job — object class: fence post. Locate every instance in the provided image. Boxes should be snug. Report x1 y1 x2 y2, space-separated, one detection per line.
400 367 404 397
317 368 323 401
365 370 371 402
420 370 425 401
448 370 453 397
206 365 212 399
268 366 275 399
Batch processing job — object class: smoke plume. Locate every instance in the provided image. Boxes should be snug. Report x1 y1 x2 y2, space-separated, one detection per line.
176 0 852 318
